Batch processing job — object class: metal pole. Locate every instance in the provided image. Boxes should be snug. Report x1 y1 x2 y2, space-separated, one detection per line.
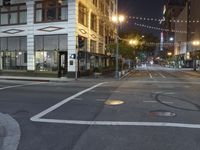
115 0 119 79
75 36 78 80
115 26 119 79
193 48 196 71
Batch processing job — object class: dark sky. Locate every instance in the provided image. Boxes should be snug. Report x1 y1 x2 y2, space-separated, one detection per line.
118 0 165 37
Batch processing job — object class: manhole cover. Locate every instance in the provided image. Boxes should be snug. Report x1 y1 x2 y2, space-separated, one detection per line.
149 110 176 117
105 99 124 106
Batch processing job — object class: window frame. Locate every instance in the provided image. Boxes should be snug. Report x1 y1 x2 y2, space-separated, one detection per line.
0 3 27 26
91 13 97 32
34 0 68 23
78 3 88 27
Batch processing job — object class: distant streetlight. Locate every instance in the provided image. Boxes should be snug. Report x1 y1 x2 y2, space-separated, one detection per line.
112 14 125 79
167 52 172 56
129 39 139 46
169 37 174 42
192 40 200 71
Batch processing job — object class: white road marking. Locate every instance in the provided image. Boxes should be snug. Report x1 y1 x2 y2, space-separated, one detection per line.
130 81 200 84
30 82 107 121
0 82 44 91
149 73 153 79
31 118 200 129
159 73 166 78
73 97 83 101
164 92 175 95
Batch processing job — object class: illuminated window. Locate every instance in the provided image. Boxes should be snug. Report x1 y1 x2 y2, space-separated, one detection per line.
78 3 88 26
91 13 97 32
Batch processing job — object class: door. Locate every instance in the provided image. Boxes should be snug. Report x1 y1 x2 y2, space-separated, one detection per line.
58 52 68 77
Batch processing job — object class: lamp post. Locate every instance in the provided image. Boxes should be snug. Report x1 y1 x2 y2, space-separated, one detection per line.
192 40 200 71
112 15 125 79
129 39 139 68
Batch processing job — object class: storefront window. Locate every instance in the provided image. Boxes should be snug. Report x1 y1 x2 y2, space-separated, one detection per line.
0 37 27 70
35 51 58 71
35 35 68 72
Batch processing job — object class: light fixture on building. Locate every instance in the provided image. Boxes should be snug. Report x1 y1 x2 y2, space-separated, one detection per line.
192 40 200 46
58 0 63 4
169 37 174 42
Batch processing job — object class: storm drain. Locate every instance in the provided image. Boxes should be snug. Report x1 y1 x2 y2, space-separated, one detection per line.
149 110 176 117
105 99 124 106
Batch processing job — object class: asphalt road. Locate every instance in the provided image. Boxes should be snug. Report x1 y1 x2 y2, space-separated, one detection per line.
1 66 200 150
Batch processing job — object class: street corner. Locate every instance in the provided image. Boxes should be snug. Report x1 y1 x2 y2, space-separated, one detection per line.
0 113 21 150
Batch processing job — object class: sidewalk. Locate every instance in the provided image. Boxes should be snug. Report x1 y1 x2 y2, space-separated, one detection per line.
0 113 20 150
0 69 133 82
0 76 74 82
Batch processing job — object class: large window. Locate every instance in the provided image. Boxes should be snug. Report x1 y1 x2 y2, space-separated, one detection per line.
35 0 68 23
91 13 97 32
99 20 104 36
90 40 97 53
92 0 98 7
0 4 27 25
35 35 68 72
78 3 88 27
98 43 104 54
0 37 27 70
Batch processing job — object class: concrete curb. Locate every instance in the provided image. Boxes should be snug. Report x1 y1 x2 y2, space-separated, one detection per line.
0 76 73 82
0 113 21 150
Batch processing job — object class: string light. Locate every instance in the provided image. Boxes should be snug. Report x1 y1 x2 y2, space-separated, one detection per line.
134 23 190 33
127 15 200 23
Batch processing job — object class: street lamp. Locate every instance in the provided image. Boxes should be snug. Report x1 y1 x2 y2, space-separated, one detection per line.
129 39 139 46
112 14 125 79
192 40 200 71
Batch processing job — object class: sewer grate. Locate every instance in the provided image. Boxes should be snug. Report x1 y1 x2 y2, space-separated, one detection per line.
105 99 124 106
149 110 176 117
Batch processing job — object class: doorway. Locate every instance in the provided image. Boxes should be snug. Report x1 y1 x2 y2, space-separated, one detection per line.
58 52 68 77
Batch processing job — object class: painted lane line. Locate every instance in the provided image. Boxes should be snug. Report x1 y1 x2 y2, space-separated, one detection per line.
130 81 200 84
30 82 107 121
31 118 200 129
149 73 153 79
0 82 44 91
159 73 166 78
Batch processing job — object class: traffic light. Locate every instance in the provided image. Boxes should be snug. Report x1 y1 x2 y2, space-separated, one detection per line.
78 36 85 49
3 0 10 6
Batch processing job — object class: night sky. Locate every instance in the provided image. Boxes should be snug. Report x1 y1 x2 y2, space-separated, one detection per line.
118 0 165 37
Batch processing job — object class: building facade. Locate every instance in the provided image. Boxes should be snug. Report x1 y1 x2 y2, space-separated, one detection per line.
174 0 200 68
0 0 117 77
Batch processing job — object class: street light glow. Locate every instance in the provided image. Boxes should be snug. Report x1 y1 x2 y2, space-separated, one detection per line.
112 15 118 23
192 40 200 46
112 15 125 23
167 52 172 56
129 39 139 46
169 37 174 41
119 15 125 23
